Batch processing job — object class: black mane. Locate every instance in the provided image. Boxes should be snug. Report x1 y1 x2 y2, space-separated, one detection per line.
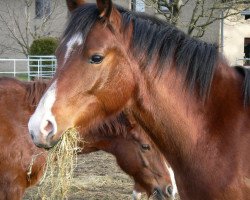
234 66 250 106
60 3 220 100
119 7 219 98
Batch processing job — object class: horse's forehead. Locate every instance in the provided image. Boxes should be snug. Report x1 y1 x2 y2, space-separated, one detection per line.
64 32 83 61
85 23 116 49
67 33 83 48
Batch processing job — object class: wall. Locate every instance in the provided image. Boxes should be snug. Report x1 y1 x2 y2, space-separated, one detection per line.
223 14 250 65
0 0 221 59
0 0 67 58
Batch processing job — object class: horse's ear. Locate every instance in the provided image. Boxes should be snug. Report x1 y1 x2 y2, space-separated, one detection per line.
96 0 113 19
66 0 85 12
96 0 122 31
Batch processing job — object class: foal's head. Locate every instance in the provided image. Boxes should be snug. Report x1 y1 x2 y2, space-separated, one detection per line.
124 124 177 199
80 113 177 198
28 0 136 148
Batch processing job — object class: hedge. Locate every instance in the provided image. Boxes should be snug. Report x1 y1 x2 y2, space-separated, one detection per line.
29 37 59 79
29 37 59 55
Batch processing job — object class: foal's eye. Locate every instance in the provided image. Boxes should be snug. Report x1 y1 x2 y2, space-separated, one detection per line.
141 144 150 151
89 54 104 64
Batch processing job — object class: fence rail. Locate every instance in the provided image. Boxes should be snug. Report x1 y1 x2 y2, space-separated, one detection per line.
0 55 57 81
236 58 250 67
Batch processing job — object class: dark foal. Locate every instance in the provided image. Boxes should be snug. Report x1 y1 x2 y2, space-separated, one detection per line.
28 1 250 199
0 77 175 199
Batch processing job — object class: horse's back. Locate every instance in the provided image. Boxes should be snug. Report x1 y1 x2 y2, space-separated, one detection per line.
0 77 27 108
0 77 30 125
0 77 26 90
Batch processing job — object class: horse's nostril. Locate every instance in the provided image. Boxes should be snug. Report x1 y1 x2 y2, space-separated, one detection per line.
153 187 165 200
30 130 34 140
166 185 173 197
40 120 54 138
45 120 54 134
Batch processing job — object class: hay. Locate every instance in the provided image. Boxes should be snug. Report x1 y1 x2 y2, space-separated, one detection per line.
31 128 82 200
25 151 181 200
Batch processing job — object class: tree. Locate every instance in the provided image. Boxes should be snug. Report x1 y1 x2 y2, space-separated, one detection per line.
0 0 65 57
145 0 250 38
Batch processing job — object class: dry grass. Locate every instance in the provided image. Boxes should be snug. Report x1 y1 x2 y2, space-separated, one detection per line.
24 152 140 200
25 151 180 199
28 128 82 200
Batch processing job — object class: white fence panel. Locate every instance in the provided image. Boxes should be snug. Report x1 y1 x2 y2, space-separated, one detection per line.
0 56 57 81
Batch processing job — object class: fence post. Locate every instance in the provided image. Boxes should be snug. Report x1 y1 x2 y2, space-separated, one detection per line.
13 60 16 77
38 57 40 79
53 58 56 76
40 57 43 78
28 56 30 81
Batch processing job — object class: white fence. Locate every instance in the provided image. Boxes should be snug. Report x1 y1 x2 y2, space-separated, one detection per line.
0 55 57 81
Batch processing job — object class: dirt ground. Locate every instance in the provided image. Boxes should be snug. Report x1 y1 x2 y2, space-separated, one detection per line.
24 151 149 200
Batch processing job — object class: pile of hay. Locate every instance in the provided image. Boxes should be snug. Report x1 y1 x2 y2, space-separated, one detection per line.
30 128 82 200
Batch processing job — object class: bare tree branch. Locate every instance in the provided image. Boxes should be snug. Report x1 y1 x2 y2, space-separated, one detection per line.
0 0 64 57
146 0 250 38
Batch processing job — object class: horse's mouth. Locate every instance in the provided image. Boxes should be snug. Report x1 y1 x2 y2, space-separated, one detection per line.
36 143 53 150
34 137 60 150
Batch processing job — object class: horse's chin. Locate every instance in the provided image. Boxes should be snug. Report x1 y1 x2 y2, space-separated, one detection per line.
34 138 60 150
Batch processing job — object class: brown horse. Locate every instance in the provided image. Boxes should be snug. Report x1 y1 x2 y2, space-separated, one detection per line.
80 112 176 199
0 78 47 200
28 0 250 199
0 77 176 199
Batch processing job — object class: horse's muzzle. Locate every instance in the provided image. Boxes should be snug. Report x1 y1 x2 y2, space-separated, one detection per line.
28 115 58 149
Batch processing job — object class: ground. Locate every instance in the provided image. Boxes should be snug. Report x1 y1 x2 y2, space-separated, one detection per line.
24 151 149 200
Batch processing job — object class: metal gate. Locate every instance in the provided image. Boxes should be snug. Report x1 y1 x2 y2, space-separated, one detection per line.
0 55 57 80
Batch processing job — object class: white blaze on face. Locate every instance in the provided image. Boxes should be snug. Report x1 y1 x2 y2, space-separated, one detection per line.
165 162 178 197
28 81 58 139
64 32 83 62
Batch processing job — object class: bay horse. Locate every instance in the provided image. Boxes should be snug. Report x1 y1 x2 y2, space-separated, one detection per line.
27 0 250 199
0 77 176 199
80 112 177 199
0 78 47 200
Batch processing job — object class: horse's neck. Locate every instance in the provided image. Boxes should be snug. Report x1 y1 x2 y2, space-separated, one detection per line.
81 129 120 153
84 139 113 153
132 62 249 198
132 67 202 159
136 63 242 137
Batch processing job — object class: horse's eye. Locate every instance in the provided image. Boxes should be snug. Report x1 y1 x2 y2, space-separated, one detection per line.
89 54 104 64
141 144 150 151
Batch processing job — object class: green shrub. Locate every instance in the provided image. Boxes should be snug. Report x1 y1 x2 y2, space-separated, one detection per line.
29 37 59 79
29 37 59 55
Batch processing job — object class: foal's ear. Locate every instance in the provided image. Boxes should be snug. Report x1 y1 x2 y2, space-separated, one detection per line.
66 0 85 12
